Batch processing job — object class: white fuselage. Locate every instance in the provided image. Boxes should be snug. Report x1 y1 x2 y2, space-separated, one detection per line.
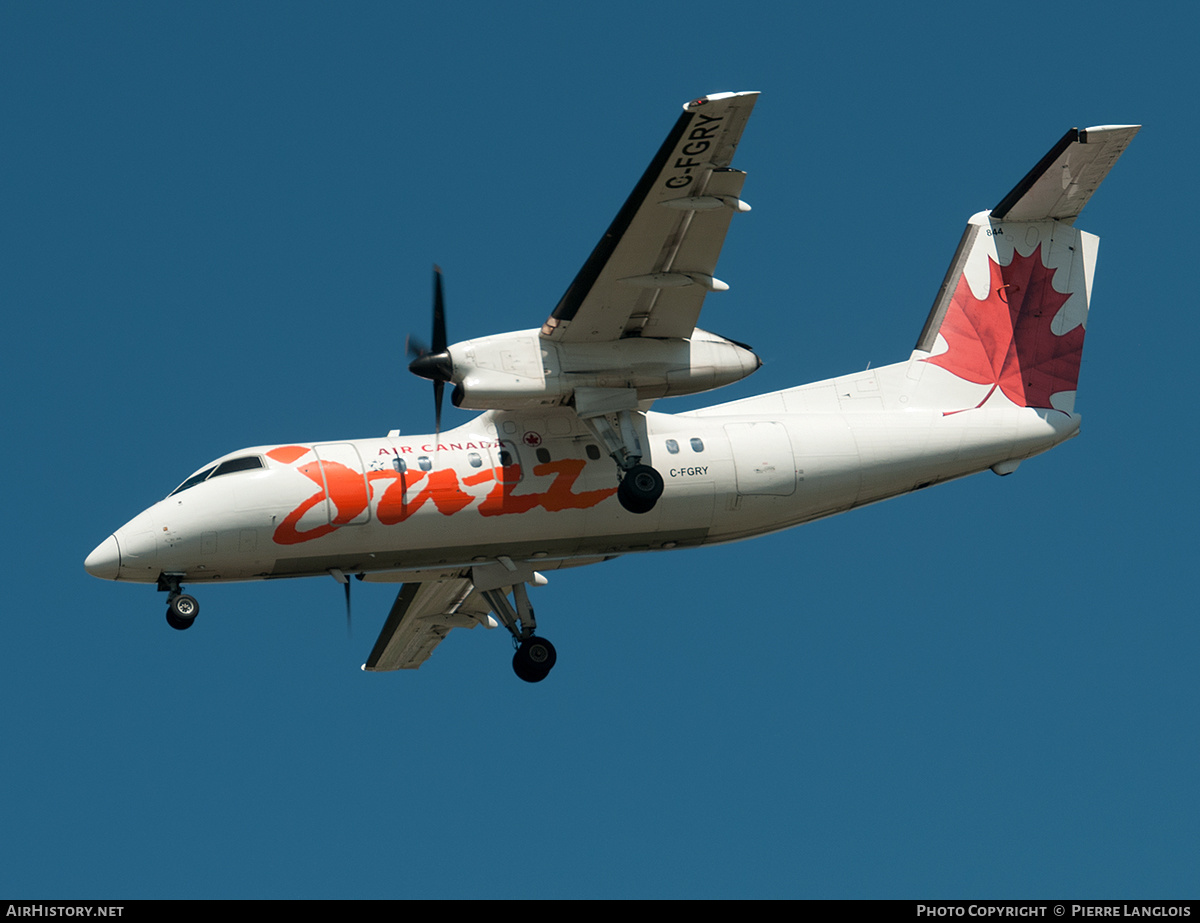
89 357 1080 587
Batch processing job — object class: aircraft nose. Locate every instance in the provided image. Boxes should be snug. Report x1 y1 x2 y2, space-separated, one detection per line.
84 534 121 580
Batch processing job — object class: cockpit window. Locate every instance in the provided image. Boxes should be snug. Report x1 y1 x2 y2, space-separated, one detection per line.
213 456 264 477
168 455 264 497
169 466 216 496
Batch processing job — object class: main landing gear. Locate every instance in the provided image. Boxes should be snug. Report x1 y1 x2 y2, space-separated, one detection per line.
477 577 556 683
159 574 199 631
575 396 664 515
512 636 557 684
616 464 664 514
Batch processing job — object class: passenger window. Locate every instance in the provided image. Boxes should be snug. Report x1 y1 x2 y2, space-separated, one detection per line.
392 457 407 473
418 456 432 471
497 440 522 479
665 439 679 454
690 438 705 453
536 448 551 464
586 444 601 460
468 452 482 468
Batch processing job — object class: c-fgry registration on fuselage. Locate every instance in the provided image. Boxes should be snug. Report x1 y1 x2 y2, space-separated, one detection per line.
84 92 1139 683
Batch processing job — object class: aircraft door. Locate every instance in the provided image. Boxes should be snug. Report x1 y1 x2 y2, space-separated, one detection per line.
312 443 371 525
723 422 796 496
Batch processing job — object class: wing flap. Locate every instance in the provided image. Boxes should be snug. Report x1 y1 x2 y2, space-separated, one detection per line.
543 92 759 343
362 578 494 672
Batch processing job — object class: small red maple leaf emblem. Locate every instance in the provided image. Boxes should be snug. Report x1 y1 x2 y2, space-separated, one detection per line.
925 245 1084 410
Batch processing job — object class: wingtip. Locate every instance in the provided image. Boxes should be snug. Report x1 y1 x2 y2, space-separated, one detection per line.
682 90 761 111
1080 124 1142 143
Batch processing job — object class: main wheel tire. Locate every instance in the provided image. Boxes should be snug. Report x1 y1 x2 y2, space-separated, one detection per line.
512 636 557 683
169 593 199 620
166 607 195 631
617 464 664 514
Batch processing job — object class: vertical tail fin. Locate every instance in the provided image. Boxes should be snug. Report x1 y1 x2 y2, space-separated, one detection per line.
911 125 1138 414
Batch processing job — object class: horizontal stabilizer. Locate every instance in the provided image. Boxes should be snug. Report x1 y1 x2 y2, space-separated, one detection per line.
992 125 1140 224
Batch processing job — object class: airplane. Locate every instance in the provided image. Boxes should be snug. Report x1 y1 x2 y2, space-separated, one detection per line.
83 92 1139 683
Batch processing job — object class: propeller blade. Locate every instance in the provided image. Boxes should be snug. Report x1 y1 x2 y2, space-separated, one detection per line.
405 265 453 440
330 568 352 637
405 333 429 360
434 378 444 438
433 267 446 438
432 266 446 354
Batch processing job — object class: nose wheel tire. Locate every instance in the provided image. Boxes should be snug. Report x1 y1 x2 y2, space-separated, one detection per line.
617 464 664 514
166 593 199 631
512 636 557 683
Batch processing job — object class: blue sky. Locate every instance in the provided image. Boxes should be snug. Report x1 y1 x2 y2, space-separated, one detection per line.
3 1 1195 898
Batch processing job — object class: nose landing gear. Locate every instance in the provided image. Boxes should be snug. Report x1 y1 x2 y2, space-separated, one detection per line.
159 574 199 631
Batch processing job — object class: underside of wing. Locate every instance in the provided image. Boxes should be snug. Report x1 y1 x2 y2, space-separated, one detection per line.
362 578 494 672
542 91 759 344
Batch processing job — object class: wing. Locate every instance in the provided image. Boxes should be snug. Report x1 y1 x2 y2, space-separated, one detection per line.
362 578 495 672
992 124 1140 224
541 91 759 344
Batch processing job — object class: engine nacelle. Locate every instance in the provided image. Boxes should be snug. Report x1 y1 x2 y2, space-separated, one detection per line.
446 328 760 411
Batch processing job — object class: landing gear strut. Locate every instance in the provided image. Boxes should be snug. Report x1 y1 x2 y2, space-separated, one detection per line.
574 391 664 515
477 575 557 683
159 574 199 631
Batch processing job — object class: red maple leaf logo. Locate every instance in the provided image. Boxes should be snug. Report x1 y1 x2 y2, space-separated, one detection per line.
925 244 1084 409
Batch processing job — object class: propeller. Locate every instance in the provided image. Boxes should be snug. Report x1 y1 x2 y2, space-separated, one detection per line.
407 266 454 437
330 568 352 637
